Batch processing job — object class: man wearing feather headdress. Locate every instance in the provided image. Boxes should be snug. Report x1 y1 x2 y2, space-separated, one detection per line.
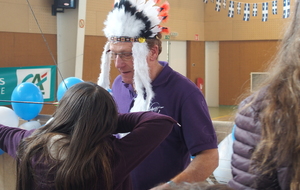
98 0 218 189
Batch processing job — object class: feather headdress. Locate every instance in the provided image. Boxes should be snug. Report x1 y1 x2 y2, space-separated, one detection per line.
98 0 170 112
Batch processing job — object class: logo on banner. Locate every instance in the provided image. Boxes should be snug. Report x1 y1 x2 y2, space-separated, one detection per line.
0 78 5 95
16 68 52 99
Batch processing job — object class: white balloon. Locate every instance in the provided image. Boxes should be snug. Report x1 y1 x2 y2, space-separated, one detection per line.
213 133 234 184
0 106 19 127
19 121 41 130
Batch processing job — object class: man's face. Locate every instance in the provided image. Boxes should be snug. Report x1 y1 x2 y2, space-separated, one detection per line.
110 42 134 84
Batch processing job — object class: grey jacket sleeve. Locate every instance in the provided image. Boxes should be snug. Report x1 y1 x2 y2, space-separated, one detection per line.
228 94 290 190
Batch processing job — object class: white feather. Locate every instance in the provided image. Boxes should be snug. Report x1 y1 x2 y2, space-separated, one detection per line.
130 43 154 112
104 8 146 37
104 0 164 39
150 26 162 37
98 42 111 90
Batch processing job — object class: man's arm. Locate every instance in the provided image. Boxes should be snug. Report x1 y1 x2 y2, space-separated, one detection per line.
150 148 219 189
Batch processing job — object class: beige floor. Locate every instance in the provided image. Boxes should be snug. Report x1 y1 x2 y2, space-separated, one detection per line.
209 105 237 122
209 106 236 144
208 106 237 184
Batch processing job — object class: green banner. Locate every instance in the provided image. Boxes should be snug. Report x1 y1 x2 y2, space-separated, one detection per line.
0 65 56 105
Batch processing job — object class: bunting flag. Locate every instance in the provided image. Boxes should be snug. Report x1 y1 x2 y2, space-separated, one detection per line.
237 2 241 14
223 0 227 9
215 0 221 11
243 3 250 21
203 0 291 22
262 2 268 22
272 0 278 14
283 0 290 18
253 3 258 16
228 1 234 18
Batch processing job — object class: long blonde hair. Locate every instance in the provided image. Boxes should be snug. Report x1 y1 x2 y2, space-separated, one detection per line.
249 1 300 189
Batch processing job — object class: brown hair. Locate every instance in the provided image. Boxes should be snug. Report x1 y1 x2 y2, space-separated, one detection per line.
16 82 118 190
245 1 300 189
146 33 163 55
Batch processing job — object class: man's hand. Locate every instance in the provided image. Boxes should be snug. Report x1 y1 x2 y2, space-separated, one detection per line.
150 148 219 189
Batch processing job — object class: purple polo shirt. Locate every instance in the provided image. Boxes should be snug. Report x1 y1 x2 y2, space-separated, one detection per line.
112 61 217 190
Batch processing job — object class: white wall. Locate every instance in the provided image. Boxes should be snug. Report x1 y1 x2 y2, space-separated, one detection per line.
205 42 219 107
160 41 187 77
57 0 87 85
159 40 220 107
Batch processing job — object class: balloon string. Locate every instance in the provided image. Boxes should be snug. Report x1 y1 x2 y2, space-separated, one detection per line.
0 100 59 105
26 0 68 96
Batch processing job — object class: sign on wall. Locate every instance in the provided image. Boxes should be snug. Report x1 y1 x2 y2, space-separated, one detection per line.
0 65 56 105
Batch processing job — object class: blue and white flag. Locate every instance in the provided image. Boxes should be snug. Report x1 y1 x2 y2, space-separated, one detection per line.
283 0 290 18
262 2 268 22
243 3 250 21
272 0 277 15
223 0 227 9
203 0 208 4
237 2 241 14
215 0 221 12
228 1 234 18
253 3 258 16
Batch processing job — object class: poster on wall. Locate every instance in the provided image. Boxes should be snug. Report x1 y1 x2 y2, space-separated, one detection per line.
0 65 56 106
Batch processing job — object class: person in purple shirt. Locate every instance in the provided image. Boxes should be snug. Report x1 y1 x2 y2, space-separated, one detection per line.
0 82 175 190
97 1 218 189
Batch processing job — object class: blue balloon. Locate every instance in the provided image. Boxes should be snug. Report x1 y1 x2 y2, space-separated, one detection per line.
57 77 84 101
11 82 44 121
0 149 4 155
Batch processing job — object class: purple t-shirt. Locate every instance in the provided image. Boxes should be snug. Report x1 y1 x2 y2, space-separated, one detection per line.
112 61 218 190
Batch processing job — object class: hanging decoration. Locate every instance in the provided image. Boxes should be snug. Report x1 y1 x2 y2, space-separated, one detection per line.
283 0 291 18
272 0 278 14
204 0 290 21
243 3 250 21
237 2 242 14
215 0 222 11
253 3 258 16
228 1 235 17
262 2 269 22
223 0 227 9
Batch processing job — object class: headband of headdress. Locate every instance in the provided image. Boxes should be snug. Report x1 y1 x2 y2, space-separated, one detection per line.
98 0 170 112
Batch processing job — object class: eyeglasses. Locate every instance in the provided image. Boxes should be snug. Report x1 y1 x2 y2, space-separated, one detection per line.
107 50 133 61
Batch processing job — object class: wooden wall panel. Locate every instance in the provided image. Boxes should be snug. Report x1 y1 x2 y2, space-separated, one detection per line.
187 41 206 95
0 32 57 67
0 1 56 34
0 32 57 115
0 33 121 116
219 40 279 105
0 0 293 41
83 36 119 85
85 0 205 41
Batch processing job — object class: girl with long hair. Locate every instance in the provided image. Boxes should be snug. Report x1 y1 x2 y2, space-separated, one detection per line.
228 1 300 189
0 82 175 190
